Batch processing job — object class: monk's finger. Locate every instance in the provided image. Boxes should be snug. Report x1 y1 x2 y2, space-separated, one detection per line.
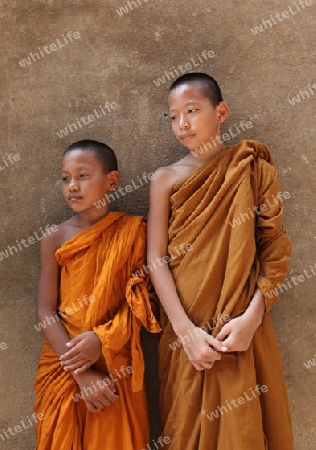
60 348 81 361
218 337 230 352
101 395 113 408
95 396 110 408
64 359 92 371
206 336 226 352
63 361 83 371
61 351 88 365
92 399 106 411
200 361 214 370
216 324 232 341
211 344 227 353
66 338 81 348
73 362 94 374
191 361 205 371
103 389 119 403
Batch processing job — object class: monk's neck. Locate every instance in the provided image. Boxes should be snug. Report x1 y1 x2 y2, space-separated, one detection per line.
189 142 226 165
72 211 110 229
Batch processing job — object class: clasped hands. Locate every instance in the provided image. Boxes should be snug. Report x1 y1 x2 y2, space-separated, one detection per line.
60 331 119 412
60 331 101 374
180 312 261 372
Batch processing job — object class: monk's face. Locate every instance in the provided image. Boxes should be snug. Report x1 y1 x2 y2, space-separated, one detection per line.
61 149 119 213
168 83 228 152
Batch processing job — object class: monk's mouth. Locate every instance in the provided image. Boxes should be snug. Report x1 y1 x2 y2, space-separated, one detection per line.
180 134 195 141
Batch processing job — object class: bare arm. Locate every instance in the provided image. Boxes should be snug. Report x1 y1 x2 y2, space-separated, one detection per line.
147 169 223 370
36 232 118 410
36 232 74 357
147 169 192 335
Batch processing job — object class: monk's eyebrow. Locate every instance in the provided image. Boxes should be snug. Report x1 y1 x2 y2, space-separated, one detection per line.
169 101 202 113
76 166 92 170
184 100 202 106
61 165 92 173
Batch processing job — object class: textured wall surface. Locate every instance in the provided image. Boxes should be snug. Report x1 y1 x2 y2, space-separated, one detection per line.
0 0 315 448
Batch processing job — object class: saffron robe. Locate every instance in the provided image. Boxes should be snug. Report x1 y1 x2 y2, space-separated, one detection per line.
34 212 160 450
159 140 293 450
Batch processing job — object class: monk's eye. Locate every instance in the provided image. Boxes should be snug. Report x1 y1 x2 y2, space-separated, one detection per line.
188 108 197 114
62 176 69 183
80 173 89 178
169 115 177 121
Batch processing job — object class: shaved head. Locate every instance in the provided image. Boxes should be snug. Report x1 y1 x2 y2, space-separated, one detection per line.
63 140 117 174
168 72 223 108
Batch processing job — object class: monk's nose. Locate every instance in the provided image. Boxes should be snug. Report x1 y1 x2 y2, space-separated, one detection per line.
179 115 190 129
69 179 80 191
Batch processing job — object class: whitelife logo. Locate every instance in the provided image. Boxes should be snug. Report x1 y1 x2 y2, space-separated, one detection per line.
141 436 171 450
18 31 81 67
55 102 118 138
0 413 45 442
288 82 316 106
250 0 313 35
0 153 21 171
153 50 216 87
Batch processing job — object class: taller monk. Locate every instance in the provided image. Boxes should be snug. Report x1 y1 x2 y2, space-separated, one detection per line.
147 73 293 450
34 139 160 449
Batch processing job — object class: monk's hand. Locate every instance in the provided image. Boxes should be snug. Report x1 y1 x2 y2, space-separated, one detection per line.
215 314 258 352
75 368 119 413
60 331 102 374
216 289 264 352
179 326 223 371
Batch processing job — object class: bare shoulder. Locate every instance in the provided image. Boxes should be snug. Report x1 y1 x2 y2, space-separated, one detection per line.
40 217 81 254
152 154 196 193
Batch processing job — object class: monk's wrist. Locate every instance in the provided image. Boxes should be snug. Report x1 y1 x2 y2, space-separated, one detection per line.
244 290 264 328
173 319 195 337
71 368 92 383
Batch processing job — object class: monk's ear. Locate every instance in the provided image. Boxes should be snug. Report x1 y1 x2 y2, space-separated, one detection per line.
217 101 229 123
108 171 120 190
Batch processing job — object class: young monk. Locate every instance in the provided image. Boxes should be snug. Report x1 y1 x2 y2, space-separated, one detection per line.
147 73 293 449
34 139 160 449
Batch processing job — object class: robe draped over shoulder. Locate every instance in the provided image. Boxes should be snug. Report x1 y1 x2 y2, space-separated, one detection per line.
34 212 160 450
159 140 293 450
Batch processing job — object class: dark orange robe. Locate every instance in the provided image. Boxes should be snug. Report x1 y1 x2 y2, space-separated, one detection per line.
34 212 160 449
159 140 293 449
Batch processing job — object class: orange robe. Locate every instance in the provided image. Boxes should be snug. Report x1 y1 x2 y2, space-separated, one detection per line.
159 140 293 449
34 212 160 450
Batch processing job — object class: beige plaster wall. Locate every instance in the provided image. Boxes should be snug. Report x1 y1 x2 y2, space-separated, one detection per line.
0 0 315 448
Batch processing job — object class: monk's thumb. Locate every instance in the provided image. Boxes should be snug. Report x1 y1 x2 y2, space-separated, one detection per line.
216 325 230 341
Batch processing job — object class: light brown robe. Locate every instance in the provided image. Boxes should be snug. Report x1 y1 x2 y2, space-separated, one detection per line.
159 140 293 449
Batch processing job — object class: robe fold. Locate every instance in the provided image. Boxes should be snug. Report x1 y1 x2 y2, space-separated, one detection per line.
34 212 160 450
159 140 293 450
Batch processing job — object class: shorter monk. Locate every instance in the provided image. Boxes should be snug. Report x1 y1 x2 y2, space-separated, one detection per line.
34 139 160 449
